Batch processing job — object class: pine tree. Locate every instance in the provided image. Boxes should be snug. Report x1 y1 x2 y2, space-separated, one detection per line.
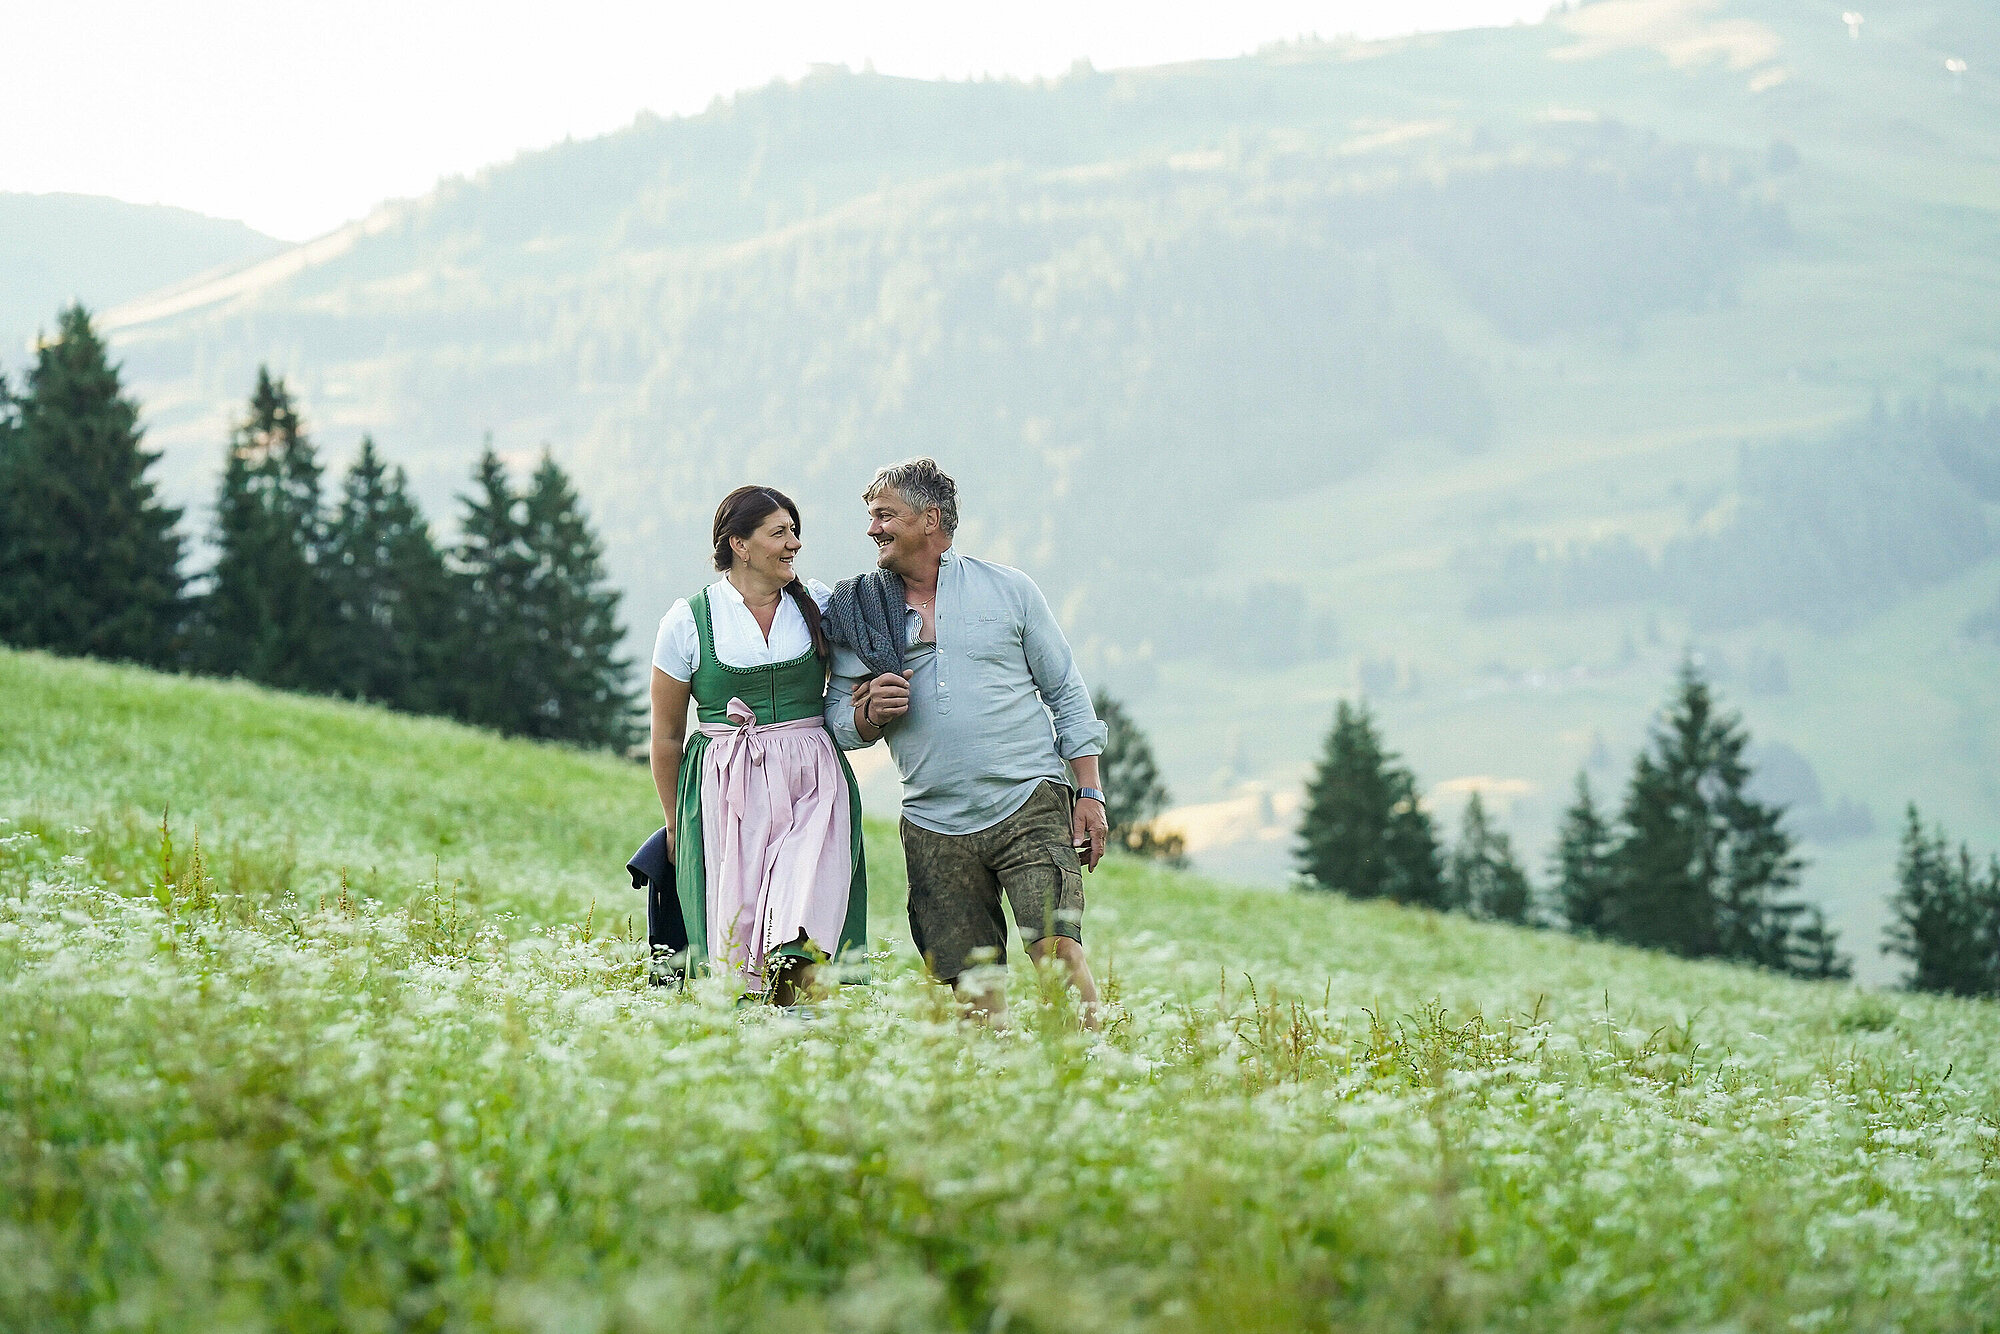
516 450 634 748
447 445 536 732
1295 699 1444 906
196 369 334 689
0 305 184 664
1607 660 1832 974
1883 806 1999 997
322 437 453 711
1092 691 1185 863
448 447 634 747
1789 906 1853 981
1448 791 1532 923
1550 772 1617 933
0 369 18 597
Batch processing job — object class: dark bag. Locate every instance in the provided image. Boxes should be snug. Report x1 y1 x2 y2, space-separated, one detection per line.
626 826 688 984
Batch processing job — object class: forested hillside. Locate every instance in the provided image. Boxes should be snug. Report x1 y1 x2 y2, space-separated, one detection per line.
0 194 283 353
38 0 2000 974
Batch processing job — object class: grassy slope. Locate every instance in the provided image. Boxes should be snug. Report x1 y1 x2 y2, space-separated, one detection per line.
4 648 1999 1331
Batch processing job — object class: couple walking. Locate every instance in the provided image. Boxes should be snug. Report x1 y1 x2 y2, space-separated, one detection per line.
646 458 1109 1023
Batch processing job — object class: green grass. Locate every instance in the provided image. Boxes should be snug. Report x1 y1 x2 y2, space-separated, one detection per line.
4 648 1999 1332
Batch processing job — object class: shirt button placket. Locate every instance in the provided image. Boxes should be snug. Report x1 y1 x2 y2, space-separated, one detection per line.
934 563 951 715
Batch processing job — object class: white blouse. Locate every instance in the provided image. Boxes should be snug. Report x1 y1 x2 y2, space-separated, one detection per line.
652 578 833 681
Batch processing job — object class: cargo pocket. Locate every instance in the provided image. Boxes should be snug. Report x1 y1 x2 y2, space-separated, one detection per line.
1045 845 1085 940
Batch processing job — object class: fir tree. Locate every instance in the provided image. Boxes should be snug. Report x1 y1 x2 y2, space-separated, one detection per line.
1789 906 1853 981
1883 806 1999 997
1092 690 1185 863
516 450 634 748
1448 791 1532 923
196 369 333 689
322 437 453 711
0 305 184 664
449 446 634 747
448 444 536 733
1607 660 1833 974
1550 772 1617 933
1295 699 1444 906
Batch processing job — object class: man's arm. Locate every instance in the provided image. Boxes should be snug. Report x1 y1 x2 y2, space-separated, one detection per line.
1017 574 1108 762
826 647 912 747
824 649 876 750
1017 573 1110 867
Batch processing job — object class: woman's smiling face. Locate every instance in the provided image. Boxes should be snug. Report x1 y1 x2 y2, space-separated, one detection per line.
730 508 802 585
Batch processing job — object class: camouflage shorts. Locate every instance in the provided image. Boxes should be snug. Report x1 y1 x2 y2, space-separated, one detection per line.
900 780 1084 983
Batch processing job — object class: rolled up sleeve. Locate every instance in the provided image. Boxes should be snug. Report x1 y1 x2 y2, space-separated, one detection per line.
825 646 874 751
1018 575 1107 761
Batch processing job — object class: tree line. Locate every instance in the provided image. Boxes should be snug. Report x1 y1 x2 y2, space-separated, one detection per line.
1292 661 2000 997
1885 807 2000 998
0 305 634 749
1294 661 1849 980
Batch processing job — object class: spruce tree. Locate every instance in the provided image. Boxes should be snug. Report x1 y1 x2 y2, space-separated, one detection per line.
1551 772 1617 933
1789 906 1853 981
1092 690 1185 863
197 369 334 689
1448 791 1532 923
0 305 184 664
1883 806 1999 996
1607 661 1828 973
449 447 633 747
516 450 634 748
0 369 17 596
1295 699 1444 906
322 437 453 711
448 445 536 732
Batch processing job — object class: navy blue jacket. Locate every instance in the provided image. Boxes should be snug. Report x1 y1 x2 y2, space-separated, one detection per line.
626 826 688 955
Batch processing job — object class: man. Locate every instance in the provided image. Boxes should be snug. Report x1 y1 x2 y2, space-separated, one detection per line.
825 457 1110 1026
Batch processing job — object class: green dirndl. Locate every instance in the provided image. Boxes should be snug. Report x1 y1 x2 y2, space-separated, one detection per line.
673 587 868 977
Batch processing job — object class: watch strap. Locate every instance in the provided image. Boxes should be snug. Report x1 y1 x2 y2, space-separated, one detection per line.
1076 786 1107 804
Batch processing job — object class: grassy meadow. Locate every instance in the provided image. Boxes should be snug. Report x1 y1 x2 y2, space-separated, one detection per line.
5 647 2000 1332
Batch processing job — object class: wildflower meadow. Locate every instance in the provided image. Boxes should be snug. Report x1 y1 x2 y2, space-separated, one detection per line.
3 648 1998 1332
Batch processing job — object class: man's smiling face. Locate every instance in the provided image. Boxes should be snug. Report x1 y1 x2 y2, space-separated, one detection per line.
866 489 935 575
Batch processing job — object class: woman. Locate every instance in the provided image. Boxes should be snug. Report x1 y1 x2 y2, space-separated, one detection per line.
649 486 867 1004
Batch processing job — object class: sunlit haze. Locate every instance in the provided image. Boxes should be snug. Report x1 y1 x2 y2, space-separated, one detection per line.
8 1 1550 240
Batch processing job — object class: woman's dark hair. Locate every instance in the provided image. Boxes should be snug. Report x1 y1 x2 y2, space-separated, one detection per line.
711 485 827 660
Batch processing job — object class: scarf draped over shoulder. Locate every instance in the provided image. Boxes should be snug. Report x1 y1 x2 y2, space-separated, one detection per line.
825 570 906 678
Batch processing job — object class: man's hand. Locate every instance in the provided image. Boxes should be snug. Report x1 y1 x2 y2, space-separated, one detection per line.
853 670 913 734
1073 795 1108 871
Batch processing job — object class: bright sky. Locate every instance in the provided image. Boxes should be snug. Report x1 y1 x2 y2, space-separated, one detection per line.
6 1 1548 241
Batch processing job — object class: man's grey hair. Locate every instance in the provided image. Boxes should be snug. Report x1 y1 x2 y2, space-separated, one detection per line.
864 457 959 536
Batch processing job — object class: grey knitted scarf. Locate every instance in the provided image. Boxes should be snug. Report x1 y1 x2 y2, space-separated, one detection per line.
825 569 907 677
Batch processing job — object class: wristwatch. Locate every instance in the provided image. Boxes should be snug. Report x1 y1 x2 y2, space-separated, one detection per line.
1076 787 1106 805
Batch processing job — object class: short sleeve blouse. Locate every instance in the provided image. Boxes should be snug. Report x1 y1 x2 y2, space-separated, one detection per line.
652 578 833 682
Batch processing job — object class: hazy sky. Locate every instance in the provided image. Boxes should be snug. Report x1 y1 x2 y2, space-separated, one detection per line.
6 1 1549 240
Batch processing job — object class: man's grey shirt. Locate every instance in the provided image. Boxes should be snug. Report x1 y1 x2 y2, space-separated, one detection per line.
826 550 1107 835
